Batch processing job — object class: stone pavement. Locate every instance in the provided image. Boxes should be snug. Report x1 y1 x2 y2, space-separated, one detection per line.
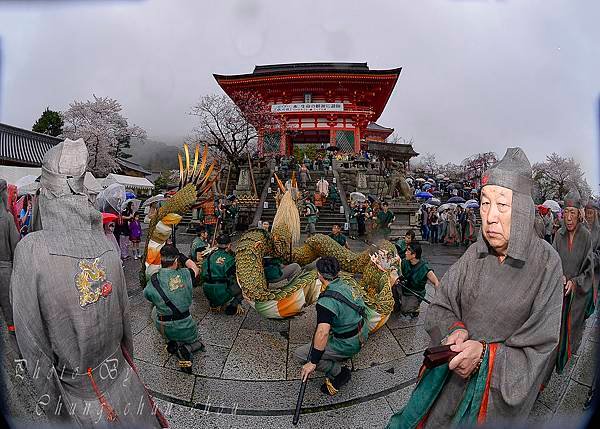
1 231 596 428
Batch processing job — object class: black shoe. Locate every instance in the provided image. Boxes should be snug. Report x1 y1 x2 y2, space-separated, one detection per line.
166 341 178 355
320 366 352 396
177 344 193 374
224 304 237 315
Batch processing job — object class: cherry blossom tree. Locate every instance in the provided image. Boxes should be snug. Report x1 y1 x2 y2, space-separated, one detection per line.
188 92 283 169
533 153 591 202
61 95 146 176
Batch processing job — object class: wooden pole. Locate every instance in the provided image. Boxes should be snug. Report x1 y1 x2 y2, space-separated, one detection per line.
223 163 232 196
247 152 258 197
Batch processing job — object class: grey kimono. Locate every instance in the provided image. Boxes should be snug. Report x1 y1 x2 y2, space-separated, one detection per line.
553 223 594 355
12 139 166 427
421 148 563 426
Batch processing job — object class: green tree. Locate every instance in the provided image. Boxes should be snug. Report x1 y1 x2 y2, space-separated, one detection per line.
32 107 64 136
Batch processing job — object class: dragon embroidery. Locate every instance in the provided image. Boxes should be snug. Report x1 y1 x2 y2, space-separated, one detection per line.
75 258 113 308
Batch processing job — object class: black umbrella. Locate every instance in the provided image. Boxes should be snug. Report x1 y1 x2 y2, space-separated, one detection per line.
326 146 339 152
447 196 466 203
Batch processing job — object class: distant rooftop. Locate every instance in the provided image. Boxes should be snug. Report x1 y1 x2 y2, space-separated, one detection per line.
253 62 370 75
0 122 61 167
215 62 401 80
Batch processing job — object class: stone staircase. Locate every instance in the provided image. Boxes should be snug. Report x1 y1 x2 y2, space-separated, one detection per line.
260 170 347 235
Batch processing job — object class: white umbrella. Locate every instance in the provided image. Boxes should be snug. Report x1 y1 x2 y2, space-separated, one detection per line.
465 199 478 206
415 178 426 183
429 198 441 206
350 192 367 202
427 178 436 184
542 200 561 213
439 203 457 212
96 183 126 214
142 194 166 208
15 175 39 196
122 198 142 213
436 174 445 179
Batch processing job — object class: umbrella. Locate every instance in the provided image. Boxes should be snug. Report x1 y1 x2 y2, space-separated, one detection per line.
471 188 479 194
542 200 561 213
439 203 457 212
415 178 426 183
350 192 367 202
102 213 118 225
416 191 433 199
436 174 445 179
142 194 166 208
15 175 39 196
121 198 141 213
326 146 339 152
447 196 466 203
125 191 137 199
96 183 126 214
429 198 441 206
427 178 435 184
405 177 414 184
422 183 432 189
466 200 480 209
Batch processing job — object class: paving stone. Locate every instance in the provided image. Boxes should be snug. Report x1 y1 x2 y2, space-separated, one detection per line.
197 309 247 348
538 357 577 411
289 307 317 344
385 383 415 412
133 324 172 367
528 400 553 424
154 396 394 429
287 342 308 381
555 379 590 418
572 341 597 387
192 354 422 412
390 325 431 355
127 299 153 335
386 302 429 330
189 287 211 323
165 344 230 378
352 326 406 370
222 329 288 380
135 359 195 402
241 308 290 332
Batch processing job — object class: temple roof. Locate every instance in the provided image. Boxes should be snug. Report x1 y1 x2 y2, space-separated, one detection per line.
0 122 61 167
367 141 419 158
215 62 400 80
367 122 394 133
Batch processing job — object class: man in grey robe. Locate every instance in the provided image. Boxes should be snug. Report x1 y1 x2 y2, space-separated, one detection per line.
388 148 563 428
583 199 599 310
11 138 166 427
0 179 20 333
552 188 594 362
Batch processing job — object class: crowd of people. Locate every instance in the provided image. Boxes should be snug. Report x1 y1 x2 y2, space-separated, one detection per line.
0 140 598 427
419 204 478 246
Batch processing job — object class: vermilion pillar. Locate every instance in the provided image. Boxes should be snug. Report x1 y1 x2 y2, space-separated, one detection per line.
353 127 361 153
280 131 287 155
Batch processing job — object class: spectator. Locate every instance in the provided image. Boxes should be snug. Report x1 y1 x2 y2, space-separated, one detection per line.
129 213 143 259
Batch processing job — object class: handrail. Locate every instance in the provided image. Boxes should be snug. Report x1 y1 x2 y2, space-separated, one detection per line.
332 169 350 227
251 168 275 227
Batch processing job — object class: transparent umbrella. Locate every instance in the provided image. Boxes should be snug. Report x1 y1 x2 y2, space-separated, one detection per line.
95 183 126 214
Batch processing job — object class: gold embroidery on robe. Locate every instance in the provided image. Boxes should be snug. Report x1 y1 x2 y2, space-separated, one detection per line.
75 258 113 308
168 275 185 291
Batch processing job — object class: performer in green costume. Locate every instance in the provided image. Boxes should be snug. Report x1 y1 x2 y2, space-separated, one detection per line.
376 202 396 239
190 225 209 262
394 229 415 260
201 234 244 315
144 244 204 373
329 223 349 248
296 256 369 396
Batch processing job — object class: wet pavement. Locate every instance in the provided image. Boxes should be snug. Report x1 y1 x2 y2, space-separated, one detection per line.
1 230 596 428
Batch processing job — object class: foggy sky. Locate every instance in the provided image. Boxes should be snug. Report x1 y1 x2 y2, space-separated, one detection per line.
0 0 598 190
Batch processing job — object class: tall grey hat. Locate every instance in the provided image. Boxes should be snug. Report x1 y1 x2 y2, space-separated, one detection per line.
40 138 87 197
481 147 532 195
564 188 582 209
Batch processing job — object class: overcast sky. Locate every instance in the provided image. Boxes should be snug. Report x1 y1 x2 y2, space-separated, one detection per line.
0 0 598 190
